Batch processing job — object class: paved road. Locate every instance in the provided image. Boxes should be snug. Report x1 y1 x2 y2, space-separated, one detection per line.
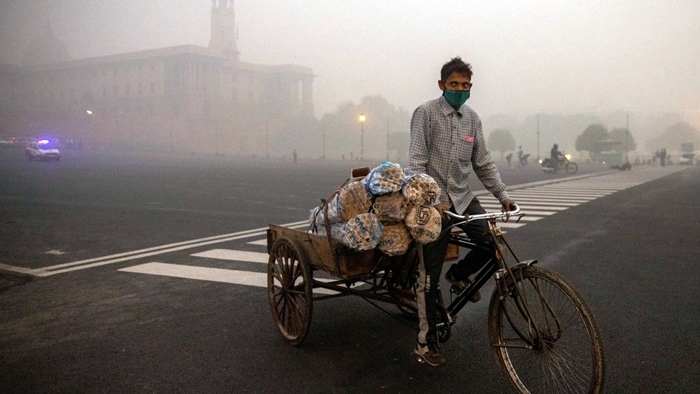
1 148 699 393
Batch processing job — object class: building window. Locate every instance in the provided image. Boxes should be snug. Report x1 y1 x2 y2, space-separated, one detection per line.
102 86 106 97
137 83 143 96
114 86 118 96
150 82 155 94
125 84 130 96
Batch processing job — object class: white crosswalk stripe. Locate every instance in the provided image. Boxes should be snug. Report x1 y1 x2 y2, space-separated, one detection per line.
118 166 688 287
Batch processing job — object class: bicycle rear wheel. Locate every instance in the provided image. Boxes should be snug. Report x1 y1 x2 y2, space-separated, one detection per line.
488 266 605 393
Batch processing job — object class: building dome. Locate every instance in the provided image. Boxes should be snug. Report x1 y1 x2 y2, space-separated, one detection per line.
22 22 71 66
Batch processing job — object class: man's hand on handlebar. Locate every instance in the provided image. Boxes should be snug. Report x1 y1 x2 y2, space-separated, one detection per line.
434 203 452 220
501 199 516 212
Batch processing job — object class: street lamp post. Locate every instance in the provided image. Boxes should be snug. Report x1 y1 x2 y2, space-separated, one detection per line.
322 118 326 160
537 115 540 162
266 120 269 159
626 113 630 162
386 119 390 160
359 113 366 161
86 110 94 149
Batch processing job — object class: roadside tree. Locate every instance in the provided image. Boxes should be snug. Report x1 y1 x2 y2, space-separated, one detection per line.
487 129 516 161
609 127 637 153
575 124 609 152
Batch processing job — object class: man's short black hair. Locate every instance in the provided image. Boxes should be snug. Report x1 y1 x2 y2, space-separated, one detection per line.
441 57 473 81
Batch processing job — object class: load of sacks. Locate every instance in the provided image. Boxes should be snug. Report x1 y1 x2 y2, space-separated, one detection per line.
309 161 442 256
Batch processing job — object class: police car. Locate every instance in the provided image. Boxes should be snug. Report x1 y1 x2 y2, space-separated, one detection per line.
26 138 61 161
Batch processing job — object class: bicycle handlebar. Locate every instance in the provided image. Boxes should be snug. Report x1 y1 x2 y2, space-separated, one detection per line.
444 204 522 223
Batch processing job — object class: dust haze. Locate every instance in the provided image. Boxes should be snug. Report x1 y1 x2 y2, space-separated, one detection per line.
1 0 699 158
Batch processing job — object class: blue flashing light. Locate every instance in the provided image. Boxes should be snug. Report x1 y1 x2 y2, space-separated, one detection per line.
38 139 50 145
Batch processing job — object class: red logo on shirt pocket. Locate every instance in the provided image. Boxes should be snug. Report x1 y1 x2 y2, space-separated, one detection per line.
464 135 474 143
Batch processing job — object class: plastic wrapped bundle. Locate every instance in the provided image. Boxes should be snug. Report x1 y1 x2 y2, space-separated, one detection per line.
330 213 383 251
308 206 327 235
372 192 409 223
365 161 405 196
404 205 442 244
402 173 441 206
378 223 412 256
324 194 343 224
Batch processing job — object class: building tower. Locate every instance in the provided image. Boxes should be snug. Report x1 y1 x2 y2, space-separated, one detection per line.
209 0 239 61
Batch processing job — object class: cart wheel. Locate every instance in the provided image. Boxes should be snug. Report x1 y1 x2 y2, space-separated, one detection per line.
267 237 313 346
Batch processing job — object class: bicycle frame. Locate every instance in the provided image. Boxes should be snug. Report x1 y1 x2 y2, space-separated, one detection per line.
441 208 549 348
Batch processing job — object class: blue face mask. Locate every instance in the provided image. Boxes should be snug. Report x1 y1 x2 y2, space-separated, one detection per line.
442 90 470 108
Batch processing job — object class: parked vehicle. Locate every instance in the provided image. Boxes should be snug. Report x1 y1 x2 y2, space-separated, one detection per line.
25 138 61 161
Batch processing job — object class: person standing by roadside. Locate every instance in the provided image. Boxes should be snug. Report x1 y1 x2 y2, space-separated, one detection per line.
517 145 524 167
660 148 666 167
409 57 514 366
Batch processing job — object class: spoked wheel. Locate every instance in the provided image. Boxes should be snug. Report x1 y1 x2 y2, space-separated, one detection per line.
267 238 313 346
566 162 578 174
488 266 605 393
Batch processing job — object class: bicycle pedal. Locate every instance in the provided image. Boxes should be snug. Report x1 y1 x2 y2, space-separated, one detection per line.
449 285 466 294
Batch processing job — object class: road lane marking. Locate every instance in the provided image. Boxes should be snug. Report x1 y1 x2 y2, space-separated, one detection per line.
119 262 352 295
120 262 265 286
27 221 306 277
191 249 269 263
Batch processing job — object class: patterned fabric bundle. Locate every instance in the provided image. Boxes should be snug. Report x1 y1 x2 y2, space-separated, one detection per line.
365 161 405 195
336 180 372 221
372 192 409 223
378 223 412 256
404 205 442 244
402 173 441 206
324 180 372 224
330 213 383 251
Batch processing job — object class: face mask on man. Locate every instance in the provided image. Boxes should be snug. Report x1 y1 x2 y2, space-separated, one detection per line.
442 90 470 108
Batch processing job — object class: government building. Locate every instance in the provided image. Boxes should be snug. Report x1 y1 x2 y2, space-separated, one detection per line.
0 0 315 157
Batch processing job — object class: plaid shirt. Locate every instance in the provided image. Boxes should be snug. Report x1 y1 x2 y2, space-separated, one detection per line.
409 97 509 215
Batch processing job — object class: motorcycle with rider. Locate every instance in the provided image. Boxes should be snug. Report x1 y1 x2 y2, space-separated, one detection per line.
540 143 578 174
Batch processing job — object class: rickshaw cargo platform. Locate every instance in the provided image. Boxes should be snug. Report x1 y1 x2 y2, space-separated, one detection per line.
266 224 393 280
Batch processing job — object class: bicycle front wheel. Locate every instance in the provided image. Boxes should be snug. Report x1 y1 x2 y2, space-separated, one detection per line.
566 162 578 174
488 266 605 394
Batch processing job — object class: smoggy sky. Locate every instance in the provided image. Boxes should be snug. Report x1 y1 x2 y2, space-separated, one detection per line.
1 0 699 121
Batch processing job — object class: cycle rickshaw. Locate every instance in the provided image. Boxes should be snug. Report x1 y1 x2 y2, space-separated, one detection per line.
266 203 605 393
